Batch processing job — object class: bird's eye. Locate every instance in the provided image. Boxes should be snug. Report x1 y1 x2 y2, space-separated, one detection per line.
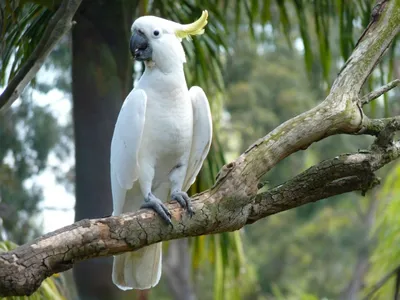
152 29 161 38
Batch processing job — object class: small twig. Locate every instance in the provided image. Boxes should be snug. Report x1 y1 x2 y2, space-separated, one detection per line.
361 79 400 105
363 265 400 300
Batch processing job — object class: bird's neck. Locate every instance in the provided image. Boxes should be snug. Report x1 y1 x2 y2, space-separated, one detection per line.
145 56 185 74
138 64 187 93
143 63 186 85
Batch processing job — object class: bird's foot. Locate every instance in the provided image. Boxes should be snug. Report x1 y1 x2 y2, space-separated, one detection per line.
141 193 172 225
171 190 195 217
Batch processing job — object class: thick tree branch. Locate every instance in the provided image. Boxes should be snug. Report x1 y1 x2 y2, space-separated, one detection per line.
0 0 82 110
0 0 399 296
249 139 400 222
360 116 400 136
1 138 399 296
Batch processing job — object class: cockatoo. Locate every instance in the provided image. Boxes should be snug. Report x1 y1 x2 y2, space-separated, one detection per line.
110 11 212 290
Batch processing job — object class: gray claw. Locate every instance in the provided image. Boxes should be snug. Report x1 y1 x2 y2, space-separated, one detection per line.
171 191 195 217
141 193 172 225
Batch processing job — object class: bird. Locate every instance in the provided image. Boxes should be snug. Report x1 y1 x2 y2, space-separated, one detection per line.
110 11 212 290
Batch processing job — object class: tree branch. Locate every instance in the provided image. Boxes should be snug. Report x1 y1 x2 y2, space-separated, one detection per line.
362 265 400 300
361 79 400 105
1 138 400 296
250 136 400 220
0 0 82 111
0 0 399 296
373 118 400 147
360 116 400 136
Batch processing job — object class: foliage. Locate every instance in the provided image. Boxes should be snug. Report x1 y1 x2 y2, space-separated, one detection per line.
366 160 400 299
0 90 66 243
187 134 257 300
219 30 363 298
0 5 73 240
0 0 385 94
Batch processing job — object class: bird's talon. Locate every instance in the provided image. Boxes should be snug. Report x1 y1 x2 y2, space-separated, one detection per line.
171 191 193 217
163 206 172 219
171 194 187 208
188 207 195 217
141 194 172 225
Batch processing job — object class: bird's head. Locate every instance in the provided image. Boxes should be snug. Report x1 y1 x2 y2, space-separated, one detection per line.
130 10 208 72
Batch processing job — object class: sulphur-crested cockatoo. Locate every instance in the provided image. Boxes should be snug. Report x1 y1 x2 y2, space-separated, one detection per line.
111 11 212 290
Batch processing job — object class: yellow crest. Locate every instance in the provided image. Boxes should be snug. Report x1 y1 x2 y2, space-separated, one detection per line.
175 10 208 39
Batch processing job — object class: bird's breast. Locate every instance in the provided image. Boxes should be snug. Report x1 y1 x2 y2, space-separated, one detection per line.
140 87 193 168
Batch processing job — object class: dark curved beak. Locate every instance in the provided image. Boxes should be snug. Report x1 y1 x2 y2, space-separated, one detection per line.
130 30 152 61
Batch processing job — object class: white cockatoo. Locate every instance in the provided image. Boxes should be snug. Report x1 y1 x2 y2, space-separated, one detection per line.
110 11 212 290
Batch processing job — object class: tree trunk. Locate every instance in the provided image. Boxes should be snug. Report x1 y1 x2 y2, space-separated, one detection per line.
340 190 378 300
164 239 197 300
72 1 136 299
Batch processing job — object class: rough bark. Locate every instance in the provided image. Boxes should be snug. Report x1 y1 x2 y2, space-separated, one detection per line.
71 1 136 299
0 0 399 297
0 140 399 296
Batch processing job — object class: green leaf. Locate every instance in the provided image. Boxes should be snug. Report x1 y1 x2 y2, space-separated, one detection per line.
292 0 313 79
261 0 272 24
276 0 292 47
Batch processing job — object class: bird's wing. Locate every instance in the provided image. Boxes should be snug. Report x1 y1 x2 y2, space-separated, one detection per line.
110 89 147 215
183 86 213 191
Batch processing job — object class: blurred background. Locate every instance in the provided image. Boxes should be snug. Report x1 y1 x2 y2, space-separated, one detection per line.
1 0 400 299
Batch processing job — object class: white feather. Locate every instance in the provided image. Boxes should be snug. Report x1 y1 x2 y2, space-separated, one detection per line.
112 182 169 289
110 89 146 199
111 89 163 290
183 86 213 190
111 16 212 291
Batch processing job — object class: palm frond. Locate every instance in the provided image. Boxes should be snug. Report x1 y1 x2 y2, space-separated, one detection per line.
0 2 51 86
293 0 313 77
1 0 380 94
187 125 252 298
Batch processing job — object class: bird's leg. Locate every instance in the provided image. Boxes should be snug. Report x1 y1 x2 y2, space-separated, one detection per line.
169 164 195 217
171 191 194 217
139 163 172 225
141 193 172 225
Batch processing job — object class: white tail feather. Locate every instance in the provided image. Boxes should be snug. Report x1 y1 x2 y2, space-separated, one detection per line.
111 183 168 290
112 243 162 290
